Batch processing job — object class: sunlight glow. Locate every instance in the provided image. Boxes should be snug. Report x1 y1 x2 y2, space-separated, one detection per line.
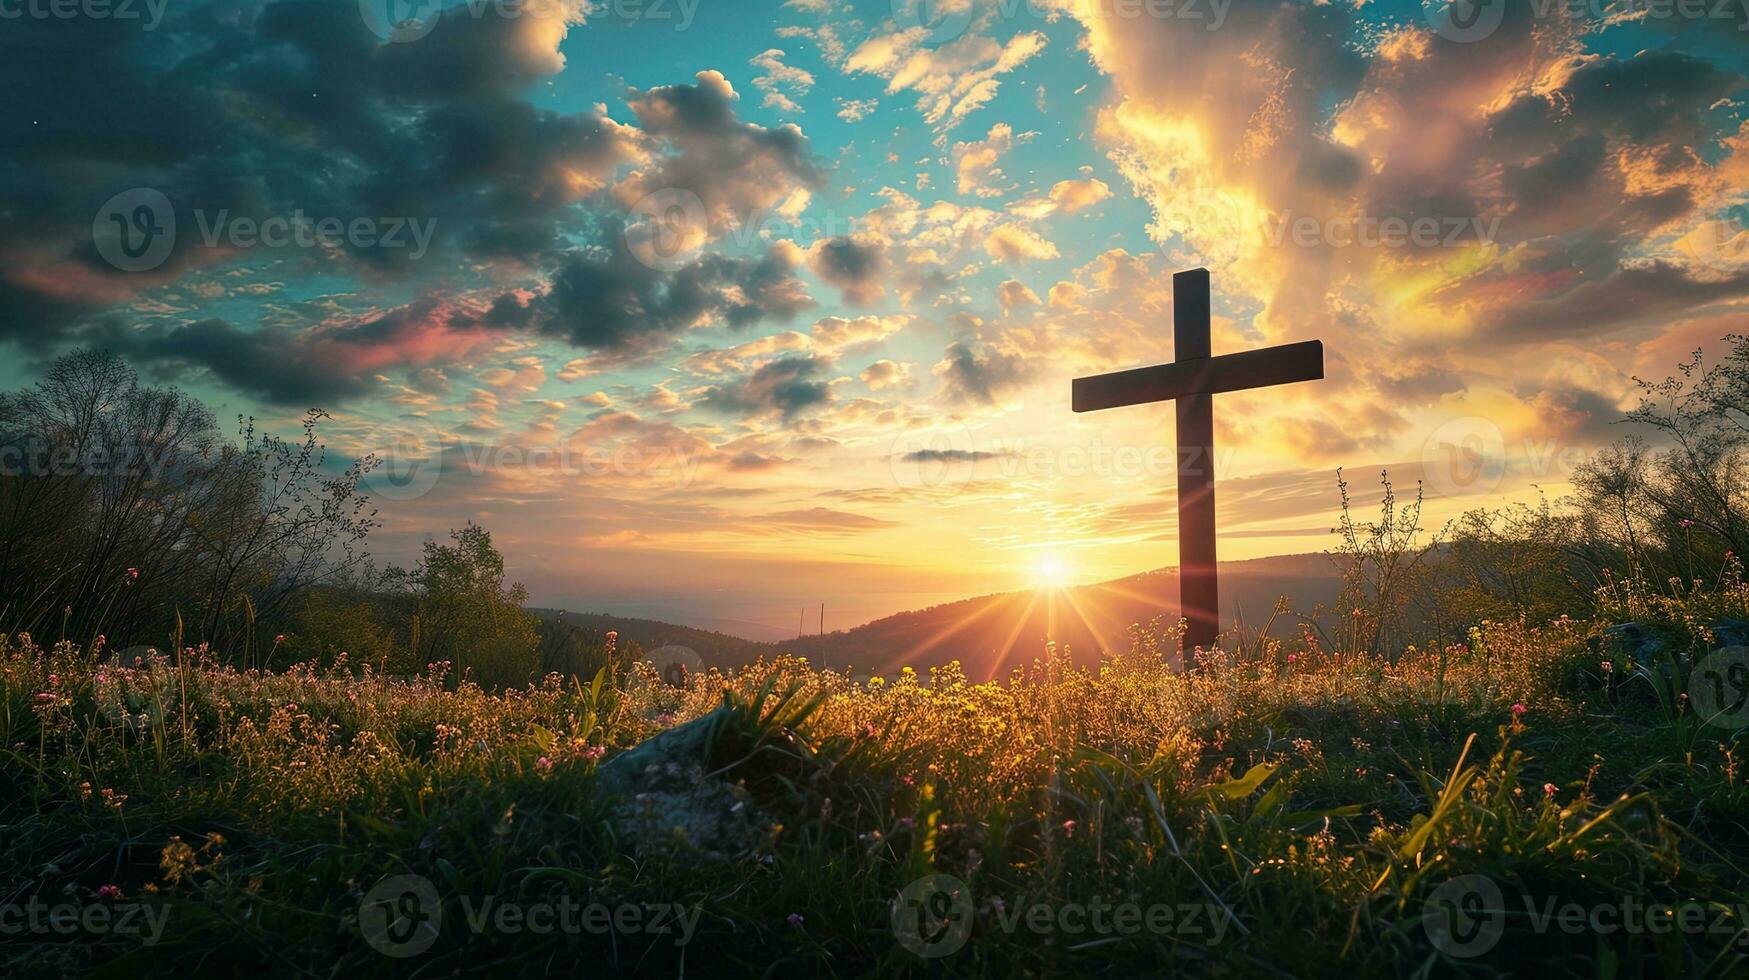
1034 554 1072 590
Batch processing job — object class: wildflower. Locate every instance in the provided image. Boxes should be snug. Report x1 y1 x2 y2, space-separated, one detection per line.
94 634 105 650
1062 819 1076 838
655 712 675 726
896 817 914 830
1543 783 1558 799
1680 518 1695 528
536 756 553 774
273 634 286 645
125 567 139 581
787 913 804 928
1600 661 1613 674
1286 653 1298 665
47 674 58 686
583 746 606 762
1511 703 1527 718
97 885 121 900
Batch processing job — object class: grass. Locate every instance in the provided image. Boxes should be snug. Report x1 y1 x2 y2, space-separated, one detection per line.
2 585 1748 977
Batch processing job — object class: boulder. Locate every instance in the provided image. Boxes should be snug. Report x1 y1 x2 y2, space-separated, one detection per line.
595 706 778 860
1708 618 1749 649
1601 622 1663 663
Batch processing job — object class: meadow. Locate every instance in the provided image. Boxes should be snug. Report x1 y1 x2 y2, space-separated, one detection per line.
4 565 1747 977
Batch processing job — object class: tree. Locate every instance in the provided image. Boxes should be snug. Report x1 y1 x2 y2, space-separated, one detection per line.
0 350 376 656
388 524 540 688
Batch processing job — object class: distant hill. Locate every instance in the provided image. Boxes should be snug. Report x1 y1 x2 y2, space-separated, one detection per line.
763 553 1342 679
528 609 773 666
538 553 1344 681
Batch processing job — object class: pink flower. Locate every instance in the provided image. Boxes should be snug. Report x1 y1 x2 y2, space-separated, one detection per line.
583 746 606 762
1680 518 1695 528
1062 819 1077 837
1600 661 1613 674
125 567 139 580
896 817 914 830
1543 783 1558 799
536 756 553 773
1286 653 1298 664
273 634 286 645
97 885 121 900
1511 703 1527 717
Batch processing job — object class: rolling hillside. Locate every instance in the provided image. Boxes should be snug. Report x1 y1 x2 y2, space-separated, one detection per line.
766 553 1342 679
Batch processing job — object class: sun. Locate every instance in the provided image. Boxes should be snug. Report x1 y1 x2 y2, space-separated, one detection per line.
1034 554 1072 590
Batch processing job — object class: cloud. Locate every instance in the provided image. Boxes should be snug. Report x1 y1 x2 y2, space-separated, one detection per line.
985 224 1060 262
754 507 897 534
953 123 1021 197
697 354 835 419
860 359 912 390
532 238 813 355
999 279 1041 309
751 49 816 113
809 236 889 304
616 71 824 236
900 448 1010 463
934 340 1032 405
1049 178 1113 214
846 28 1048 134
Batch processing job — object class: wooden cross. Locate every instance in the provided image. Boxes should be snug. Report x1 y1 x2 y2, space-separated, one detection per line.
1072 268 1325 653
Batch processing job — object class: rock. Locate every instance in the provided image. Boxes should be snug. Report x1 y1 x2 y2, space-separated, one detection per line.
1600 619 1749 662
1708 618 1749 649
1601 622 1663 662
595 706 778 860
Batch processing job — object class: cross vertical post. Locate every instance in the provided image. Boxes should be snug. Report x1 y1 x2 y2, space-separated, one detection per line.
1173 270 1219 653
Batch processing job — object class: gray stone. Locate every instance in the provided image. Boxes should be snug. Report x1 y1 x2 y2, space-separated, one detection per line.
1708 618 1749 649
1602 622 1663 662
596 706 778 860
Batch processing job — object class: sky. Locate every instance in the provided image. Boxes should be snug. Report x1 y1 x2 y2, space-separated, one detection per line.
4 0 1749 638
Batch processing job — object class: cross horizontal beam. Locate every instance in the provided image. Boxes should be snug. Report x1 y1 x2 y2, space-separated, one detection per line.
1071 340 1325 414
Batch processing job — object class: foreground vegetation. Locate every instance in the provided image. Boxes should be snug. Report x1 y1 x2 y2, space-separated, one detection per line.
4 564 1747 977
6 340 1749 976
